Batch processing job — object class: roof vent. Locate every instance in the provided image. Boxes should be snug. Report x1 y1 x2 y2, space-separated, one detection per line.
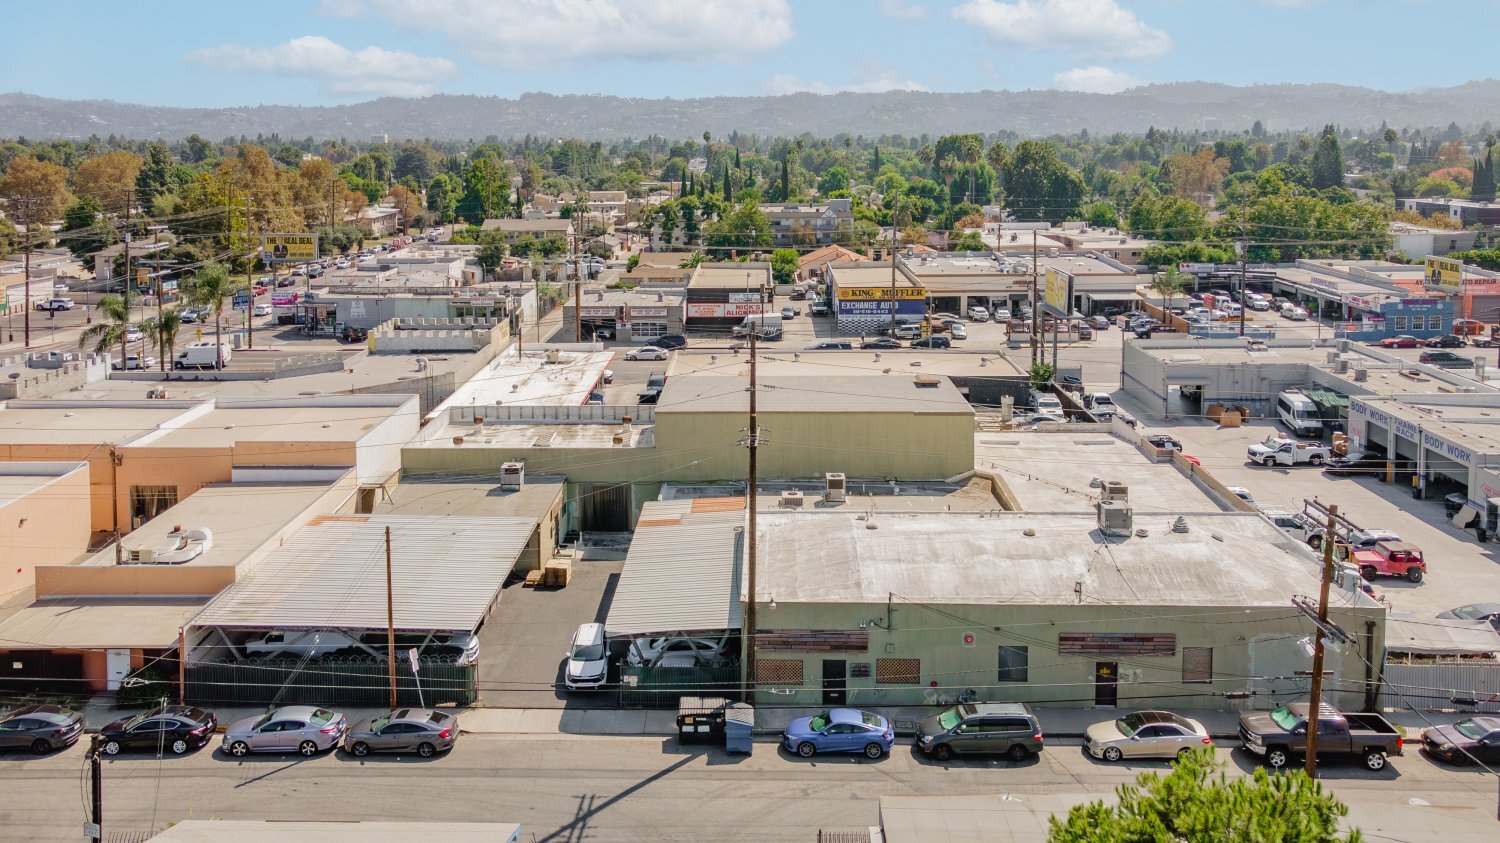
1172 517 1189 533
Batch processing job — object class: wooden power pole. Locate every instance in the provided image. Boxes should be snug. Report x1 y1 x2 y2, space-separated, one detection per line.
743 328 760 701
1304 502 1337 777
385 525 397 710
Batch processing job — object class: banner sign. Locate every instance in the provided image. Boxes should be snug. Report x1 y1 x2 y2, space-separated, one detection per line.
1424 256 1463 290
263 233 319 263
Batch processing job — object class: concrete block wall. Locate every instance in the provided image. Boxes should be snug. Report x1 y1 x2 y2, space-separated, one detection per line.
0 352 109 399
369 318 508 353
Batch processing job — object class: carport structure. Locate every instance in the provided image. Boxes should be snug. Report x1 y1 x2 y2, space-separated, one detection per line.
184 513 537 705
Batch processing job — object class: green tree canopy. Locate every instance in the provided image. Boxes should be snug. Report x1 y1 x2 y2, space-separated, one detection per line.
705 201 773 257
1002 141 1085 223
770 248 799 285
1310 124 1345 190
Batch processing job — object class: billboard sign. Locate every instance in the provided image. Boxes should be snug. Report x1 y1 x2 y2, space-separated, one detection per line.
1424 256 1463 290
687 302 764 319
1043 267 1073 316
1178 262 1216 275
263 233 319 263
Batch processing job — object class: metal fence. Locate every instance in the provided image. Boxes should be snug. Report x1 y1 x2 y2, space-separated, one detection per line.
1384 662 1500 713
184 658 477 707
620 664 742 709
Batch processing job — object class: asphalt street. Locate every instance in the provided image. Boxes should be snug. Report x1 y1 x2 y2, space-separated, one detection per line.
1 736 1495 842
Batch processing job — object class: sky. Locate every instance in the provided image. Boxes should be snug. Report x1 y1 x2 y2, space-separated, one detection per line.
2 0 1496 107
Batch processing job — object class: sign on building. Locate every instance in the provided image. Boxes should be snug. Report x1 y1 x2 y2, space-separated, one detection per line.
1043 267 1073 316
1424 255 1463 290
837 286 926 301
263 233 320 263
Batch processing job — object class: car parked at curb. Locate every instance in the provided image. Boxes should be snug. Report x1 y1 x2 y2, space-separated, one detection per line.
1238 702 1402 770
222 706 348 757
915 702 1042 762
1378 335 1421 349
654 335 688 350
1419 350 1474 369
1086 711 1212 762
910 335 951 349
783 708 894 759
99 705 217 756
623 346 668 361
1421 717 1500 765
1425 334 1466 348
344 708 458 758
861 337 902 349
112 354 156 371
565 622 608 690
0 704 84 754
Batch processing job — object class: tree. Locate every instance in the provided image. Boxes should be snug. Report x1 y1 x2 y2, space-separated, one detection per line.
770 248 799 285
181 261 243 370
58 197 116 263
1310 124 1345 190
1028 360 1055 390
426 173 458 223
142 307 182 372
1164 148 1230 204
818 166 851 195
1002 141 1085 223
1148 266 1185 316
1048 750 1360 842
958 134 983 203
475 235 508 280
1383 127 1399 166
0 155 69 344
394 144 439 184
1078 200 1119 228
704 201 772 257
1128 190 1208 242
386 184 421 231
182 133 216 164
135 142 179 207
952 231 986 251
78 291 136 368
74 151 143 215
1471 149 1496 202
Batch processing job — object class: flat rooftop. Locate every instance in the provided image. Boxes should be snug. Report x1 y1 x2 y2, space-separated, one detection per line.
433 346 614 416
755 511 1334 607
134 405 388 449
0 463 84 507
656 374 974 414
668 349 1026 379
689 265 771 289
829 265 921 288
658 478 1003 512
67 351 477 401
77 481 346 568
0 596 208 649
376 476 566 518
1139 340 1340 366
422 419 655 448
0 403 199 446
1356 396 1500 454
975 431 1216 512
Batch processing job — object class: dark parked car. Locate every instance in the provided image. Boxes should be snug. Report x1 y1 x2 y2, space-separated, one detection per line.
861 337 902 349
339 325 368 343
654 335 688 350
637 371 667 404
1425 334 1466 348
1419 350 1473 369
910 336 951 349
99 705 217 756
804 341 853 350
915 703 1043 762
1421 717 1500 765
0 705 85 754
1436 603 1500 630
1323 450 1382 476
344 708 459 758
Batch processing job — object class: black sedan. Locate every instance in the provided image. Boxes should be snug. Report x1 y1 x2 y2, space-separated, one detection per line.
1425 334 1466 348
0 704 84 754
860 337 902 349
99 705 217 756
654 335 688 350
910 336 951 349
1422 717 1500 765
1323 450 1383 476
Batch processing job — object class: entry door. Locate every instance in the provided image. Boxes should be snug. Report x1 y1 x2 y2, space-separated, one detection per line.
821 659 847 705
105 649 132 691
1094 662 1119 707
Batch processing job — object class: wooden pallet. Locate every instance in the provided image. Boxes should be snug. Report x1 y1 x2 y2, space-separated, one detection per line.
522 570 545 588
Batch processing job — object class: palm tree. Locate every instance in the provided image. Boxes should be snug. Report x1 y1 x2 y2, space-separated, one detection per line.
182 261 244 370
959 135 983 203
143 307 182 372
1149 266 1185 319
78 290 135 366
938 156 959 206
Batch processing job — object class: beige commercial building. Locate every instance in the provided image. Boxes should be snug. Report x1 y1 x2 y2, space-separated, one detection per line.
0 462 91 598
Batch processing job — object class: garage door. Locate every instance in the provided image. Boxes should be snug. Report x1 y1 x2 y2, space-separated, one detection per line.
577 482 632 532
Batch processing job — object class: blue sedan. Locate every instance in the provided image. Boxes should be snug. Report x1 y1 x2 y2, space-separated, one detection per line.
782 708 894 759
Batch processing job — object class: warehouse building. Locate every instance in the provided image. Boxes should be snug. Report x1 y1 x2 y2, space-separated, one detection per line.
562 287 686 342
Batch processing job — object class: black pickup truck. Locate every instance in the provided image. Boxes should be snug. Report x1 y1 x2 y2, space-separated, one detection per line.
1239 702 1403 770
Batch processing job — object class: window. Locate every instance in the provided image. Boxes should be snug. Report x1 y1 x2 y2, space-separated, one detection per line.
997 645 1029 683
1182 647 1213 683
875 657 920 685
1393 316 1408 331
1431 315 1446 331
129 485 178 524
756 659 805 686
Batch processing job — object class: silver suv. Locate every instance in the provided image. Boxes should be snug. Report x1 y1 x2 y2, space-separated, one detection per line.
915 702 1043 761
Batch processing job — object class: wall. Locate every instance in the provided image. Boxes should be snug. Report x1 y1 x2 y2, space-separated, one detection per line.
354 398 421 486
0 352 109 399
369 318 508 353
752 599 1383 711
35 564 236 597
0 464 91 597
0 443 116 532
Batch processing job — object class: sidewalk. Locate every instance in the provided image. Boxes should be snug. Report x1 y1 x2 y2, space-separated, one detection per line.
79 701 1482 741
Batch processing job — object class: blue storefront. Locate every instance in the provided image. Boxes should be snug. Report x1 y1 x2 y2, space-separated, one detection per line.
1336 295 1452 341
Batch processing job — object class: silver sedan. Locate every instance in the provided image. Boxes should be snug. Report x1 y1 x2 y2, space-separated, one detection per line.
344 708 459 757
1085 710 1211 761
221 706 348 757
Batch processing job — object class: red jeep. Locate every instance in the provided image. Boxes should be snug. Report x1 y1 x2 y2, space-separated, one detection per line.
1351 542 1425 583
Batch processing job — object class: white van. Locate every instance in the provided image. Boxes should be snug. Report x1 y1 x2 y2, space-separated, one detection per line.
1275 389 1322 437
1029 388 1063 415
175 341 232 370
564 622 607 691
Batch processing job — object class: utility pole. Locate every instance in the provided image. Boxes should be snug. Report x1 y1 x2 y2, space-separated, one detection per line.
743 327 759 702
1030 230 1040 367
889 242 898 336
86 734 103 842
122 189 133 340
1236 237 1248 338
21 200 31 346
245 196 255 351
385 525 397 710
1305 502 1337 777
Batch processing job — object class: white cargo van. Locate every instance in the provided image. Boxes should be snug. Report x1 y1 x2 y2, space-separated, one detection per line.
175 341 232 370
732 314 784 339
1275 388 1322 437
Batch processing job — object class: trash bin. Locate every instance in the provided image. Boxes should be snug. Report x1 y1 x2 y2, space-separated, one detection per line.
724 703 754 755
676 696 729 745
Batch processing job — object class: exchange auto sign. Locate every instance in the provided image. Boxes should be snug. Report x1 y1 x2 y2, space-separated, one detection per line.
263 233 320 263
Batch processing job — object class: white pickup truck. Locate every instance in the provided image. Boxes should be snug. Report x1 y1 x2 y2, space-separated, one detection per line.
1247 437 1330 467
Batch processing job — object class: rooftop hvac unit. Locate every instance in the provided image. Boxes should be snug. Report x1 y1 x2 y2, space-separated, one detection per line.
1326 351 1339 364
1353 365 1368 382
499 461 525 488
125 527 213 565
1334 358 1349 374
780 490 805 509
1097 499 1133 538
1101 480 1129 503
544 349 561 364
825 472 847 502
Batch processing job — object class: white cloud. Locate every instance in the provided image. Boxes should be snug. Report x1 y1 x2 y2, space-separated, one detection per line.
322 0 794 68
952 0 1172 61
1052 65 1141 94
767 66 929 95
185 36 457 97
879 0 929 20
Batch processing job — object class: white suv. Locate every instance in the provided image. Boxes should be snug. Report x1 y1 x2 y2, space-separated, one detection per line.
967 305 990 322
565 623 608 691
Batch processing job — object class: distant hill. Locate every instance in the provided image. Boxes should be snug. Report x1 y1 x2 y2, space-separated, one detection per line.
3 81 1499 141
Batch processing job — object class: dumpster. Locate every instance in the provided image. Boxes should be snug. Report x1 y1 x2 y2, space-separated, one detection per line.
676 696 730 745
724 703 754 754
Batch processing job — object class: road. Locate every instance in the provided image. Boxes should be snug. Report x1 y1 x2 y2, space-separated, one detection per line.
1 735 1495 842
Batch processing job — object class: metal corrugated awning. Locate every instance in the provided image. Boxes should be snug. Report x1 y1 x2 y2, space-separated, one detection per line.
189 514 536 633
606 500 744 635
1387 616 1500 655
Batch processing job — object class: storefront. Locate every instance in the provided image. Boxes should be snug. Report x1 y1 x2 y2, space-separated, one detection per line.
1347 396 1500 519
1336 296 1452 341
563 290 687 340
624 305 670 341
684 264 772 330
